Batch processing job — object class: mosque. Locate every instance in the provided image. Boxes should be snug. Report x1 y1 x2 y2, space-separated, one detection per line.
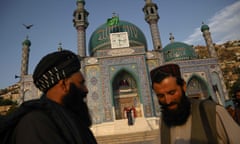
18 0 229 143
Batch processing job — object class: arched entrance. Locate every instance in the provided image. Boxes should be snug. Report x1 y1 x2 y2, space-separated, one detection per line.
112 70 142 120
186 75 209 99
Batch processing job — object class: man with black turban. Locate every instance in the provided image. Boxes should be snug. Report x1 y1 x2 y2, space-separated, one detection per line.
0 50 98 144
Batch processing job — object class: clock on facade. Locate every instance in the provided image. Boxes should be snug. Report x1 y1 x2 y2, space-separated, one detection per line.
110 32 130 48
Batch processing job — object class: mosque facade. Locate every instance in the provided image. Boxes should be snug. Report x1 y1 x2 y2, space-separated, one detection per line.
71 0 228 124
18 0 229 140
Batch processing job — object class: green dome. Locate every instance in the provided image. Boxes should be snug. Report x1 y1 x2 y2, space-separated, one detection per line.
88 20 147 56
163 42 197 62
201 24 209 32
22 39 31 47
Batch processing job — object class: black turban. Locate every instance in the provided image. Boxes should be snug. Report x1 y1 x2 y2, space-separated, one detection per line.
33 50 80 93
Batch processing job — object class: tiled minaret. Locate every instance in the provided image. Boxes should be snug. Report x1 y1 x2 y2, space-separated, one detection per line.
18 36 31 103
201 22 217 58
201 22 229 103
21 36 31 78
73 0 89 57
143 0 162 50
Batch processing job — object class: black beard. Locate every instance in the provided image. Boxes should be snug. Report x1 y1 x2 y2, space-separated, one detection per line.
62 83 92 127
161 90 191 127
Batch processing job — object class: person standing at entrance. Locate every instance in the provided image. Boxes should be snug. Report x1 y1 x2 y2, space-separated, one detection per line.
124 106 134 125
150 63 240 144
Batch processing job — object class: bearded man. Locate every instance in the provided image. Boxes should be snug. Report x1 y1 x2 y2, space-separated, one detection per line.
150 63 240 144
0 50 97 144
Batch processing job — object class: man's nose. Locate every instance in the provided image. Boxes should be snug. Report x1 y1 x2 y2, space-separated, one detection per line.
164 95 172 105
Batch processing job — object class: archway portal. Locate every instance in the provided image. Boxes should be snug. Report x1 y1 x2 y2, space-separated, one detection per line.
186 76 209 99
112 70 142 120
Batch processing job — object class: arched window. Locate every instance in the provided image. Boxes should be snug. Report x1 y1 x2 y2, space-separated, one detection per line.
186 76 209 99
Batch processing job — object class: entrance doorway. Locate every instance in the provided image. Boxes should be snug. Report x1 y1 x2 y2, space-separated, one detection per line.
112 70 142 120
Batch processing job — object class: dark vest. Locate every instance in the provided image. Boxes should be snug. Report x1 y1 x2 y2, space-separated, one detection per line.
161 99 217 144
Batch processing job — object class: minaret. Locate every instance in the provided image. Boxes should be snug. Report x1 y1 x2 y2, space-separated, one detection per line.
201 22 217 58
73 0 89 57
21 36 31 78
143 0 162 50
169 33 175 43
58 42 63 51
17 36 31 104
201 22 229 104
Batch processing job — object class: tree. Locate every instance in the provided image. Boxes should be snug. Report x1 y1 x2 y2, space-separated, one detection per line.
0 97 17 106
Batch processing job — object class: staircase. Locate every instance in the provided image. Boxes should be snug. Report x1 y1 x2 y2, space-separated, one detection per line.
96 129 159 144
91 117 159 144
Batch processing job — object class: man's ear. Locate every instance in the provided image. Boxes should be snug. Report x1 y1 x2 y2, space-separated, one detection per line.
58 79 69 93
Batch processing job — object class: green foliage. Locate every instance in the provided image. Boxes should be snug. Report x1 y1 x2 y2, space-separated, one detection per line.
0 97 17 106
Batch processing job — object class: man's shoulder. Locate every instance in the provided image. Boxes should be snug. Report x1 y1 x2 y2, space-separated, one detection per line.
16 98 55 128
20 110 49 121
16 109 56 131
18 98 56 126
190 99 217 116
191 99 216 107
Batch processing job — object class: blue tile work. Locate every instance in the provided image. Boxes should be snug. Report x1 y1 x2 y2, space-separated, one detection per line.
176 58 228 105
86 54 155 123
85 65 104 124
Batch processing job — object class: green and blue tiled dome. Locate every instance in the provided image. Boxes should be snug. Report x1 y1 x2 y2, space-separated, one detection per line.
88 19 147 56
163 41 197 62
